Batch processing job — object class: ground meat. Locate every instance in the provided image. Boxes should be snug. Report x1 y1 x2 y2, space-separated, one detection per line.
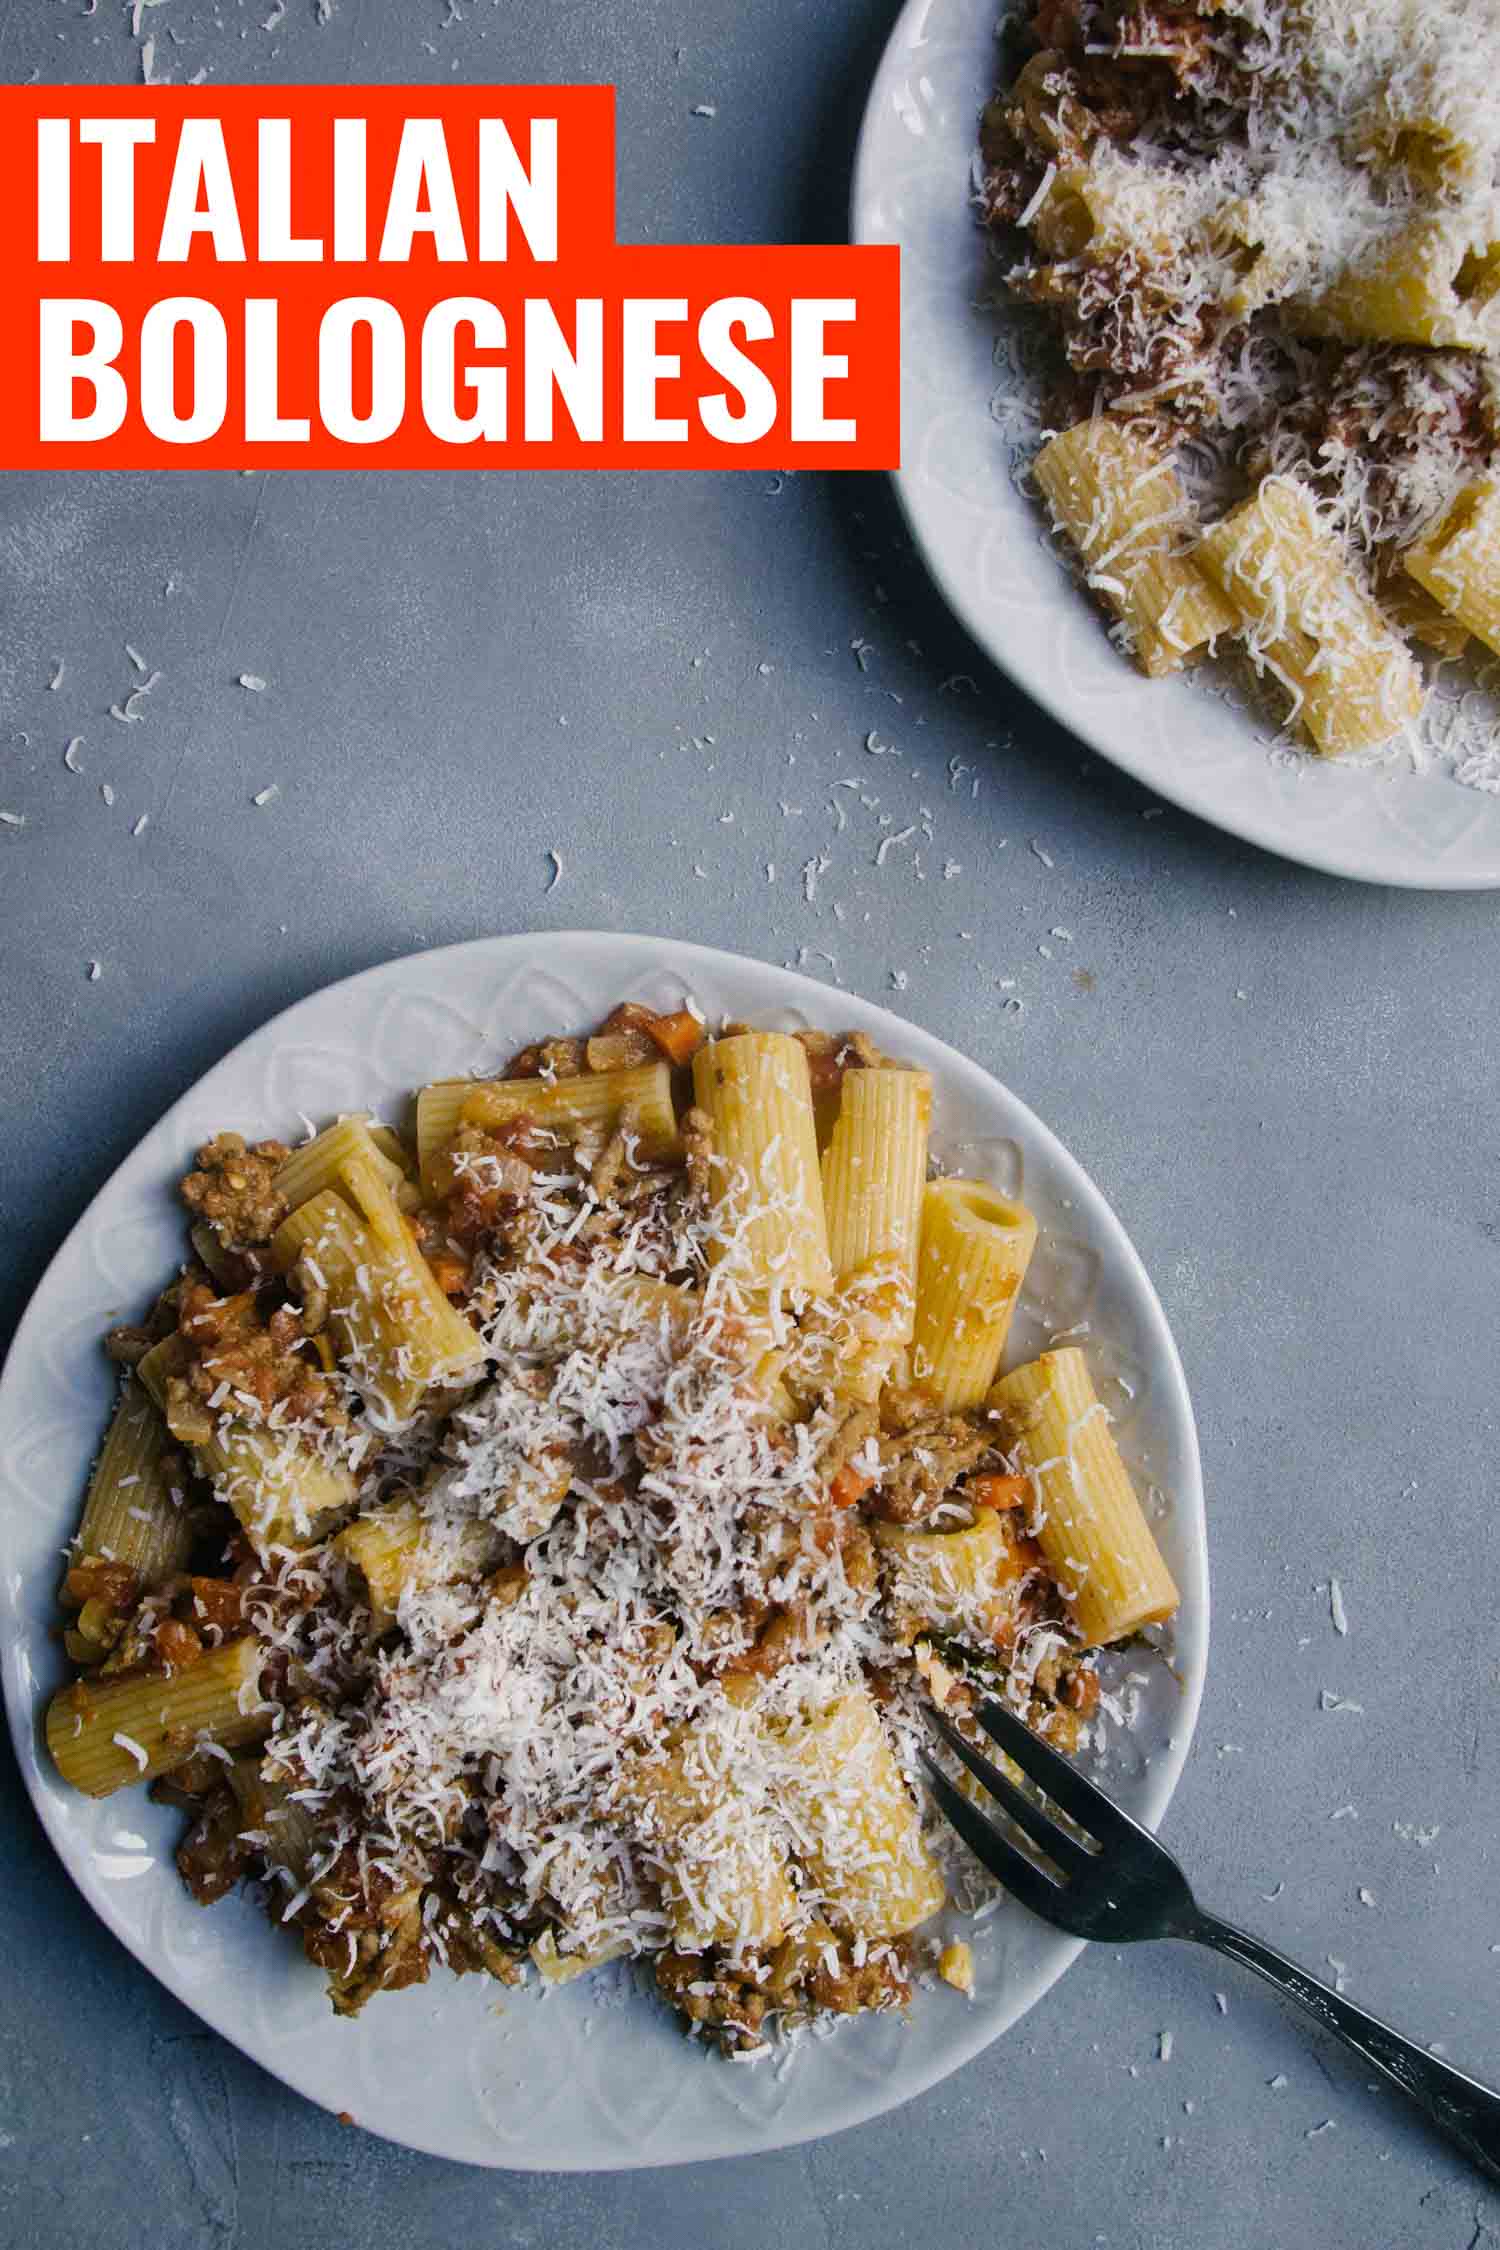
679 1105 714 1203
179 1134 291 1251
441 1120 546 1250
429 1898 528 1985
656 1928 912 2051
152 1617 205 1672
502 1034 587 1080
655 1947 774 2051
806 1935 911 2018
176 1784 252 1905
151 1750 228 1803
794 1027 892 1103
102 1322 158 1367
185 1575 249 1635
1248 344 1498 559
589 1101 645 1203
162 1280 342 1445
60 1555 139 1614
867 1399 999 1525
717 1599 817 1686
296 1858 431 2016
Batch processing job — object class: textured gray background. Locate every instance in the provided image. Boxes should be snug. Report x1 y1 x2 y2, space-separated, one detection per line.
1 2 1497 2245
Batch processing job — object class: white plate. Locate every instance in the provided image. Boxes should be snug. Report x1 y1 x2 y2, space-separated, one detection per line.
0 933 1207 2169
851 0 1500 889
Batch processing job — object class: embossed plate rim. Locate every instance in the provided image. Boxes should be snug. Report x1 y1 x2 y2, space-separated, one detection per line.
0 932 1207 2169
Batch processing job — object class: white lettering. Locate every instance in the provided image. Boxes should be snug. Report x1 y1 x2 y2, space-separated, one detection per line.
380 120 467 262
319 297 406 443
789 298 855 443
158 120 246 263
522 298 602 441
477 118 558 262
37 300 126 440
698 297 777 444
139 297 229 443
621 299 688 442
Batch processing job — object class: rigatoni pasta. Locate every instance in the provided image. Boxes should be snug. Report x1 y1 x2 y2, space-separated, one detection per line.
1033 419 1235 677
691 1032 833 1296
271 1181 484 1425
44 992 1182 2057
911 1178 1038 1409
136 1334 356 1551
977 0 1500 779
1402 475 1500 656
417 1061 679 1193
1195 479 1425 756
988 1348 1179 1646
774 1690 947 1940
624 1712 796 1952
46 1636 267 1798
66 1380 193 1597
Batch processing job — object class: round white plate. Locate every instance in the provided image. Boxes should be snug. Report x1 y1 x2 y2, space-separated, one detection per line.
851 0 1500 889
0 933 1207 2169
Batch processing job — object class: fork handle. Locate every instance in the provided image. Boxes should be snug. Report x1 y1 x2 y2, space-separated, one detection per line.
1188 1912 1500 2185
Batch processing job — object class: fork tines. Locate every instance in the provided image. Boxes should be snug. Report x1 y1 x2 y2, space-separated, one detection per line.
920 1694 1140 1920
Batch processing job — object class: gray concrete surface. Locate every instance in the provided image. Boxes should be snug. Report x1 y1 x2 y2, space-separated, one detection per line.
1 2 1497 2246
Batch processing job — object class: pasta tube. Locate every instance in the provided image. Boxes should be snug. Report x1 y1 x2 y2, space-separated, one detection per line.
874 1507 1034 1642
1402 475 1500 658
988 1348 1178 1645
225 1757 322 1880
271 1180 484 1424
46 1635 268 1798
530 1930 633 1985
783 1257 921 1407
1196 478 1425 754
67 1381 193 1595
1292 216 1500 348
690 1033 833 1296
1033 419 1236 677
822 1068 930 1303
623 1712 796 1951
417 1062 679 1192
136 1339 355 1552
1376 568 1470 661
334 1497 506 1622
911 1178 1038 1410
274 1116 409 1215
774 1689 945 1939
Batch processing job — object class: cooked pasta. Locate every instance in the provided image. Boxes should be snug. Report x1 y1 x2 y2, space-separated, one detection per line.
774 1690 947 1940
135 1336 356 1552
46 1636 268 1797
977 0 1500 775
44 995 1180 2056
1033 418 1235 676
911 1178 1038 1410
271 1181 485 1424
989 1349 1179 1646
691 1031 833 1296
64 1381 193 1615
417 1061 679 1193
1402 474 1500 656
1196 478 1425 756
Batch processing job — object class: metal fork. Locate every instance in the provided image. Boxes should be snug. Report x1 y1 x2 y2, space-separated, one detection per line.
923 1699 1500 2184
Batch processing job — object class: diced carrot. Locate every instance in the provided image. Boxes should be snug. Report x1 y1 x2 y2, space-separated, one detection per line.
153 1618 205 1672
426 1251 470 1299
189 1578 246 1632
829 1462 876 1510
968 1472 1029 1509
643 1008 706 1066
